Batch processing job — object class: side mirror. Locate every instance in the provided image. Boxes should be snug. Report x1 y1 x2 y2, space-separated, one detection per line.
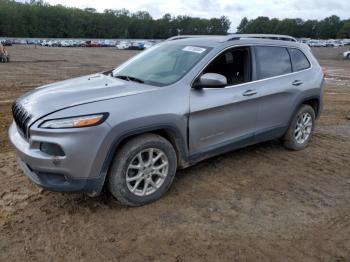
194 73 227 88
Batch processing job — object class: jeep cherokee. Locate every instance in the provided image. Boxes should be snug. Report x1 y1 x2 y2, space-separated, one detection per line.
9 35 324 206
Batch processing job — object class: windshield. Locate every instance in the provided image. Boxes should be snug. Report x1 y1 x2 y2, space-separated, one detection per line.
113 43 212 86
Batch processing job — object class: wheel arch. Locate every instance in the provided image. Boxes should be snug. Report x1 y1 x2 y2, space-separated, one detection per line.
284 95 321 136
302 97 320 118
100 124 189 181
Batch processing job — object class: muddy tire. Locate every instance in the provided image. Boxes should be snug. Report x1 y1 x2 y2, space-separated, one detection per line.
283 105 316 151
107 134 177 206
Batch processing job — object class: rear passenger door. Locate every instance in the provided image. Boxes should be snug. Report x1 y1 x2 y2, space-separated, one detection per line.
252 46 308 138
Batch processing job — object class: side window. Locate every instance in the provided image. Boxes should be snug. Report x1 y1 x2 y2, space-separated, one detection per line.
202 47 251 86
255 46 292 80
289 48 311 71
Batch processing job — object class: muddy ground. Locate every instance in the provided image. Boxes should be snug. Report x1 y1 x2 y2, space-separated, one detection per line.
0 45 350 261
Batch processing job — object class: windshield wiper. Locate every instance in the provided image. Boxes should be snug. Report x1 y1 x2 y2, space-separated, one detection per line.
114 75 144 84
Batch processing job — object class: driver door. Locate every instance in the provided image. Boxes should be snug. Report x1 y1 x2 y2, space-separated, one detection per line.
189 46 259 154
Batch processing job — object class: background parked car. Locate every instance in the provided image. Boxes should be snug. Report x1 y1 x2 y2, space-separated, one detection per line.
86 40 100 47
128 41 145 50
343 51 350 59
2 39 13 46
116 40 131 50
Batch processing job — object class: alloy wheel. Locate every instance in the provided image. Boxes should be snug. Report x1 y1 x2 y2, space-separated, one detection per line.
126 148 169 196
294 112 313 144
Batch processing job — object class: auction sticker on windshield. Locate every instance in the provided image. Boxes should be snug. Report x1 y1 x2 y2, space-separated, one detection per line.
182 46 206 54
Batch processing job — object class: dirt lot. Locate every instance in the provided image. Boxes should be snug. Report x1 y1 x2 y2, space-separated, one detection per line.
0 45 350 261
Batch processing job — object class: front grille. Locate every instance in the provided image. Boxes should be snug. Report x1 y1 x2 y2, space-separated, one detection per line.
12 102 32 139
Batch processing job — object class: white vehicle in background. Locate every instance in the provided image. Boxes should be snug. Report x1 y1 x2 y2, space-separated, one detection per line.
14 39 27 45
72 40 78 47
335 40 345 47
60 40 70 47
46 40 54 47
51 40 60 47
319 40 327 47
343 51 350 59
308 40 321 47
298 38 310 44
116 40 130 50
101 40 116 47
108 40 117 47
326 40 336 47
143 41 154 49
327 39 344 47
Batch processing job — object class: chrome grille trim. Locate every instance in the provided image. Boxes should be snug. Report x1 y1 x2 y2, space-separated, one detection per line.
12 102 32 139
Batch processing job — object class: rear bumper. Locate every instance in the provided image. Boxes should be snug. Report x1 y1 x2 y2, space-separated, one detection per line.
317 78 325 119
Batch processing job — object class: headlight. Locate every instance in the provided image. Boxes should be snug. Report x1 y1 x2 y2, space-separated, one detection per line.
40 113 108 129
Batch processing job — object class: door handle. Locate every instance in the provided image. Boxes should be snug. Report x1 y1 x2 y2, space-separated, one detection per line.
242 90 257 96
292 80 303 86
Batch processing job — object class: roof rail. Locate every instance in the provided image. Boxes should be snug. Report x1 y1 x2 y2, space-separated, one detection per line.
224 34 297 42
166 35 225 41
166 34 297 43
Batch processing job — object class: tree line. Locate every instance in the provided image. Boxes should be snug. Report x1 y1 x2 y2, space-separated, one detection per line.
1 0 349 39
237 16 350 39
0 0 230 39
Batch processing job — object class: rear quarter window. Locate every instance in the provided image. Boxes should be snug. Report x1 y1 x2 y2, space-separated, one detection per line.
289 48 311 71
255 46 292 80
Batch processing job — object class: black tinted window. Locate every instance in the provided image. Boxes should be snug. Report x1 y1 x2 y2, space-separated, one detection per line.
289 48 310 71
203 47 251 86
255 46 292 79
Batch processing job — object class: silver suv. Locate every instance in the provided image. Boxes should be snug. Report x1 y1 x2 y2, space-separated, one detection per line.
9 35 324 206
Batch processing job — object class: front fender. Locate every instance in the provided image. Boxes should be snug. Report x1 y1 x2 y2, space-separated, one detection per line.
97 115 189 185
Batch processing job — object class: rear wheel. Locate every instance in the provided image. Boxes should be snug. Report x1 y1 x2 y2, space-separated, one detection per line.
283 105 315 150
107 134 177 206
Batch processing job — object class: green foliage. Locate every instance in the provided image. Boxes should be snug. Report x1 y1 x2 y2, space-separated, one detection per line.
237 15 349 39
0 0 230 38
337 20 350 38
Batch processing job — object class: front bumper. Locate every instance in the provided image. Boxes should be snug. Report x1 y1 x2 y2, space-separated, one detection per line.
8 122 111 194
16 157 104 194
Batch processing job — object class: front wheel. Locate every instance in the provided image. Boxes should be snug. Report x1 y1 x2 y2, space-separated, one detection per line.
107 134 177 206
283 105 316 150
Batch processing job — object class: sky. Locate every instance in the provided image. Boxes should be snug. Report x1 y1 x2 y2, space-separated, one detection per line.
21 0 350 31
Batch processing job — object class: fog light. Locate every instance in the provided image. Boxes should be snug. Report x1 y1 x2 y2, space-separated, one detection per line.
40 142 65 156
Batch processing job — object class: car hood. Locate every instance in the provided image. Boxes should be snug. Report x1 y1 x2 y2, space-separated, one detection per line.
16 73 156 119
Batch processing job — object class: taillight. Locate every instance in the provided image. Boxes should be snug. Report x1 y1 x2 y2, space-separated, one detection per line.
321 67 327 77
